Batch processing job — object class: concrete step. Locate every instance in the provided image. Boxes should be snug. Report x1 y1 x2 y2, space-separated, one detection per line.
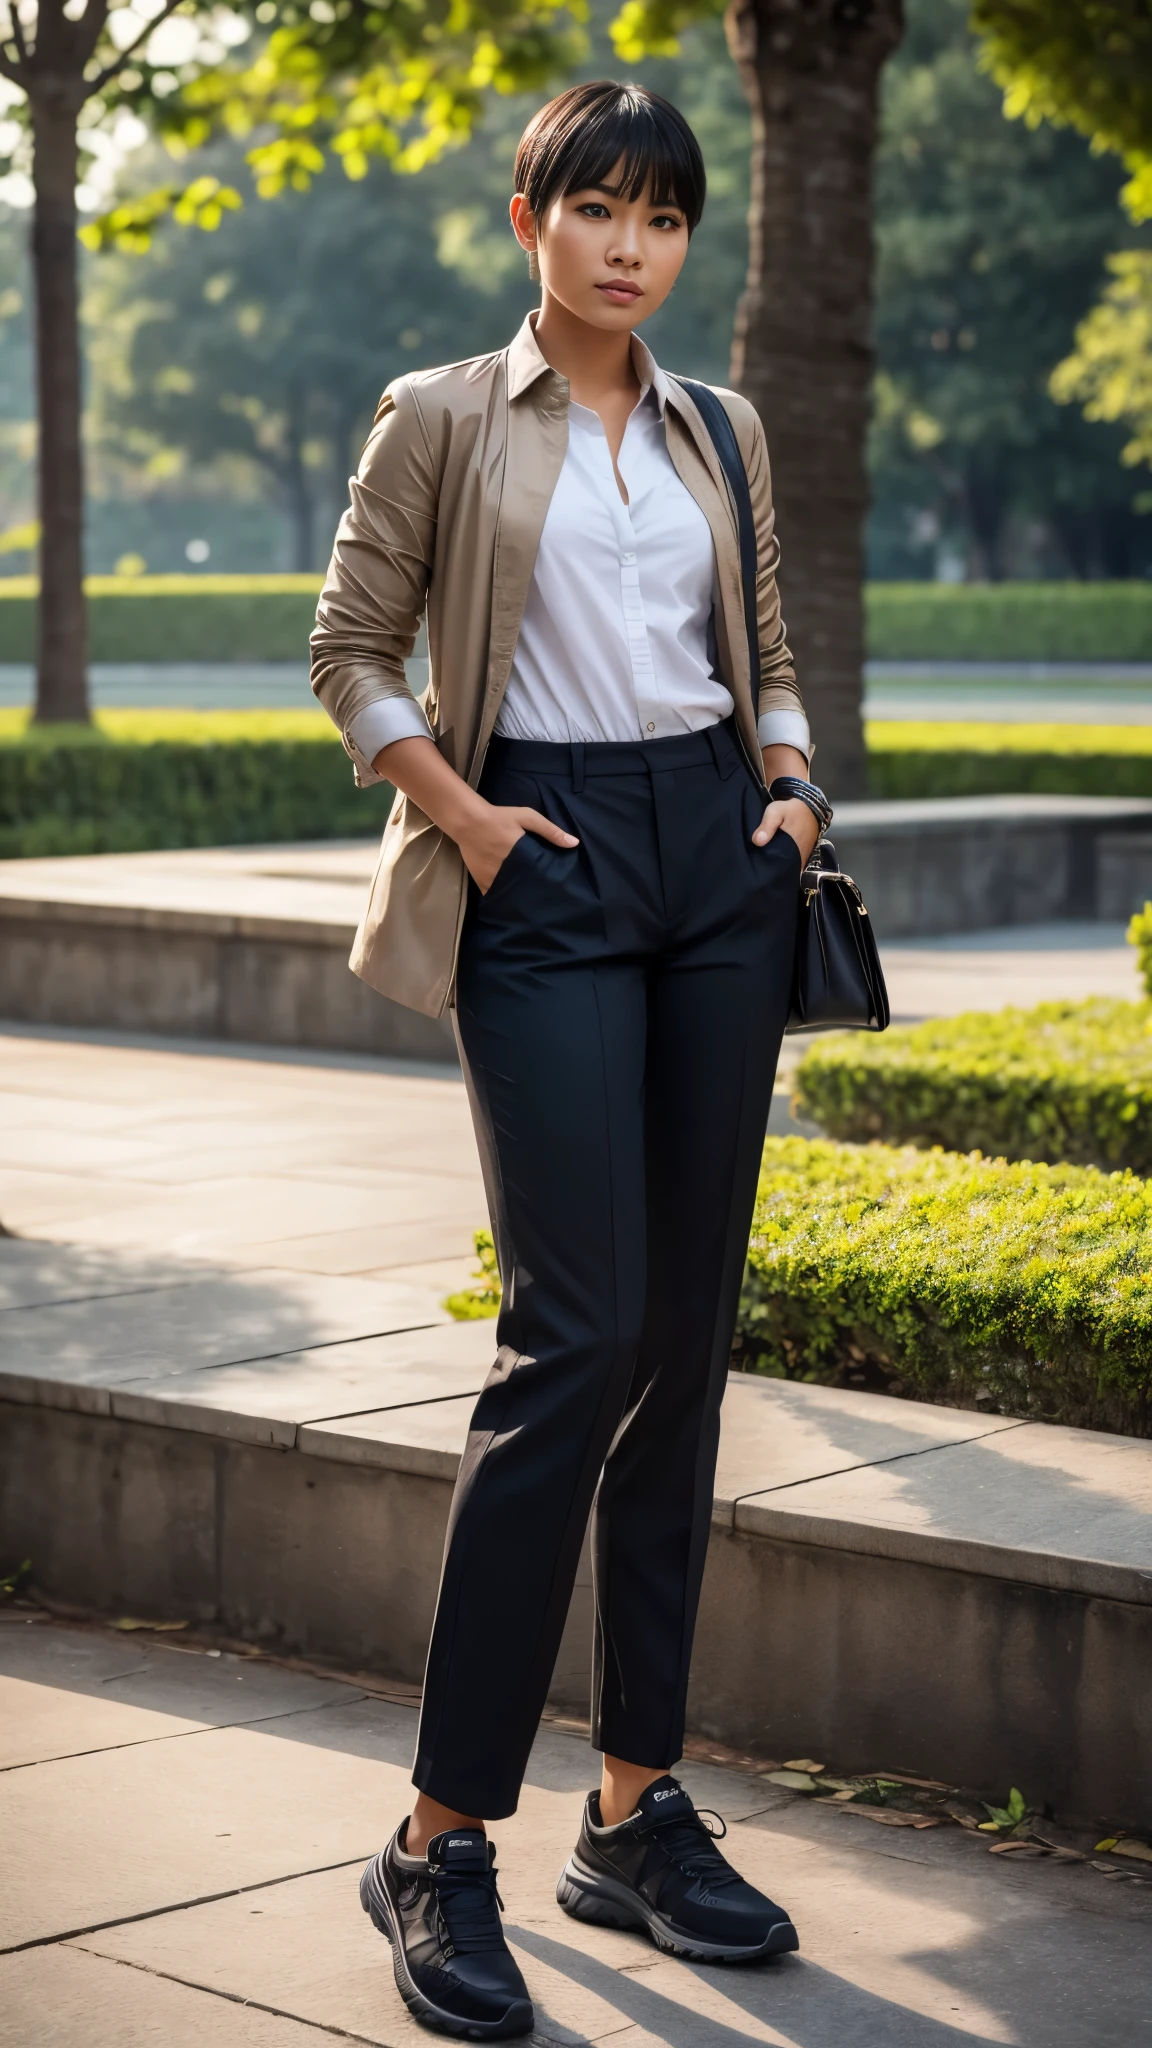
3 1238 1150 1836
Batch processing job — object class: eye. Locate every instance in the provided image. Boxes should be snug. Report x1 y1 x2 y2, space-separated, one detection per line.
577 202 611 219
650 214 683 232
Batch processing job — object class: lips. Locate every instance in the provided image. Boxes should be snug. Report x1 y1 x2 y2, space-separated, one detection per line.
596 282 642 302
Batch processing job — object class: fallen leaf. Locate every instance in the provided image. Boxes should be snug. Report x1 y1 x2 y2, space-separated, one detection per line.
1095 1838 1119 1853
988 1841 1048 1857
1112 1839 1152 1863
766 1770 817 1791
868 1771 950 1792
783 1758 824 1774
111 1618 189 1633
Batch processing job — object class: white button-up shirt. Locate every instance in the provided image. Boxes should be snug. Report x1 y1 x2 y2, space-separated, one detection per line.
346 354 809 766
495 384 731 744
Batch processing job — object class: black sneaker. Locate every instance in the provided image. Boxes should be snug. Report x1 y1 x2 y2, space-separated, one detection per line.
360 1823 533 2040
557 1775 799 1963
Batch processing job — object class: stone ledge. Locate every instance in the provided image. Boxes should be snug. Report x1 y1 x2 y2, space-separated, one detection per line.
4 1240 1151 1826
3 1336 1150 1609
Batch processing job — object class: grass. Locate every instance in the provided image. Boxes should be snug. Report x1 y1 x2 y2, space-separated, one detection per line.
0 574 324 596
864 721 1152 754
0 707 337 747
4 710 1148 753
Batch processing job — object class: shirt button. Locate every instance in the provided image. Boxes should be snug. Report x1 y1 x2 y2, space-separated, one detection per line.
646 722 655 732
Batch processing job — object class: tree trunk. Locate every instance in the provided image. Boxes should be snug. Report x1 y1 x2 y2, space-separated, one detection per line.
726 0 903 798
962 455 1009 581
31 88 89 724
283 388 315 573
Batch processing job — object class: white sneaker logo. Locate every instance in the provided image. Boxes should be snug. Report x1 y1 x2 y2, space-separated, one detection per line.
448 1838 475 1847
652 1789 682 1803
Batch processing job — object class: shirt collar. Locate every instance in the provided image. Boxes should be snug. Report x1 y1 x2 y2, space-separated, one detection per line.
507 312 673 418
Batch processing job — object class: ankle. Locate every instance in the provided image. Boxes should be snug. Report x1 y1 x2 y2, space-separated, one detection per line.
406 1794 485 1859
598 1759 668 1830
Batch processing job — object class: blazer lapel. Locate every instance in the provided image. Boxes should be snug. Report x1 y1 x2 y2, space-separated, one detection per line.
468 334 569 781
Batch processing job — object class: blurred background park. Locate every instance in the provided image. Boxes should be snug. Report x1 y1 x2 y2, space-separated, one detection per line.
2 0 1152 841
5 10 1152 1966
0 0 1146 587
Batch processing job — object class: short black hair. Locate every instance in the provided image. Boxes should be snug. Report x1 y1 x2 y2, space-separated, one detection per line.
514 81 706 234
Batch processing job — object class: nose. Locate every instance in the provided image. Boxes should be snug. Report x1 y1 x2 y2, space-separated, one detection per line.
607 222 643 269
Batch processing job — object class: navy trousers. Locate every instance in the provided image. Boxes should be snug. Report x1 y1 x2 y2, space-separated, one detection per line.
413 719 799 1818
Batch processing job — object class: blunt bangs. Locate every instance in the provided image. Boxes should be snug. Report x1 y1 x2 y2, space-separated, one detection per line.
515 82 706 233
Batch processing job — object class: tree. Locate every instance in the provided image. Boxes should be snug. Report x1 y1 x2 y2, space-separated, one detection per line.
610 0 906 795
972 1 1152 222
0 1 574 724
974 4 1152 515
1051 252 1152 479
871 0 1148 582
90 144 534 569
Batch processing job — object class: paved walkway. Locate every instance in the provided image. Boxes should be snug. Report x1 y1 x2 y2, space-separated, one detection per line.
0 1026 482 1290
0 891 1143 1253
2 1619 1150 2048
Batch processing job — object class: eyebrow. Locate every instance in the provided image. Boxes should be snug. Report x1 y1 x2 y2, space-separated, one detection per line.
575 184 685 210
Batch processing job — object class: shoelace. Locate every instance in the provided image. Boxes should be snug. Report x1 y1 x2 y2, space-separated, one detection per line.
429 1861 507 1957
646 1807 742 1889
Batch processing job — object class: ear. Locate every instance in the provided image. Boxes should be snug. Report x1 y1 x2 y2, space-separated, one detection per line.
509 192 538 260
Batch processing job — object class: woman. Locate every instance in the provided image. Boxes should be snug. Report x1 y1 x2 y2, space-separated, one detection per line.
312 79 825 2040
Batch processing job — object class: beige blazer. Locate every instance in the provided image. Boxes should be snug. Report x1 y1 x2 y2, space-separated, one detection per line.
311 315 806 1019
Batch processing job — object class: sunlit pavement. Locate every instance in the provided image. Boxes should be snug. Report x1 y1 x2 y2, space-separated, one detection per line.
2 1618 1151 2048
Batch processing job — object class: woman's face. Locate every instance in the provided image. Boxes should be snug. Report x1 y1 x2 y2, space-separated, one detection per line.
510 167 690 330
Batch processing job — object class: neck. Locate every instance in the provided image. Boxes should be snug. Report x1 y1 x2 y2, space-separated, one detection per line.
532 297 640 410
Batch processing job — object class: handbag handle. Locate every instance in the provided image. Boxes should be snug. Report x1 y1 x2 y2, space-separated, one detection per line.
672 377 761 733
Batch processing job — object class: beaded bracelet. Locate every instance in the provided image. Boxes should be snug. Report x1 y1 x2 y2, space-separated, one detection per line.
768 775 834 835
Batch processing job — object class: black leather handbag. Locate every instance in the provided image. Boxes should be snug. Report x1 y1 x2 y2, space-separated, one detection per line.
675 377 890 1035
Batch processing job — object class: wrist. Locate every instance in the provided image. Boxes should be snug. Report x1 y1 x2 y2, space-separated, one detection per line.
439 784 490 844
768 774 833 836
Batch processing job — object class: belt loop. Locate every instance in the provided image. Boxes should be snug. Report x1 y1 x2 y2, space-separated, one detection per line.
571 742 585 794
706 722 738 779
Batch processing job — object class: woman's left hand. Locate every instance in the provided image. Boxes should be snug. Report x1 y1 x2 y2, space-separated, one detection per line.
752 796 821 866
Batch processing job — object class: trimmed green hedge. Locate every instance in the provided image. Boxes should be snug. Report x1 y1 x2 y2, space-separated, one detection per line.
868 743 1152 799
2 576 1148 666
446 1137 1152 1434
737 1137 1152 1434
793 1001 1152 1175
0 575 323 663
866 582 1152 663
0 721 390 857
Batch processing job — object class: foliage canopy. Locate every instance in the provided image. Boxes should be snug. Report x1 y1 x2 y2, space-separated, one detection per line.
973 1 1152 219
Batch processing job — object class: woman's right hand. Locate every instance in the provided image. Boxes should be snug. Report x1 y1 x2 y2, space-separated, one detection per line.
457 802 579 894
